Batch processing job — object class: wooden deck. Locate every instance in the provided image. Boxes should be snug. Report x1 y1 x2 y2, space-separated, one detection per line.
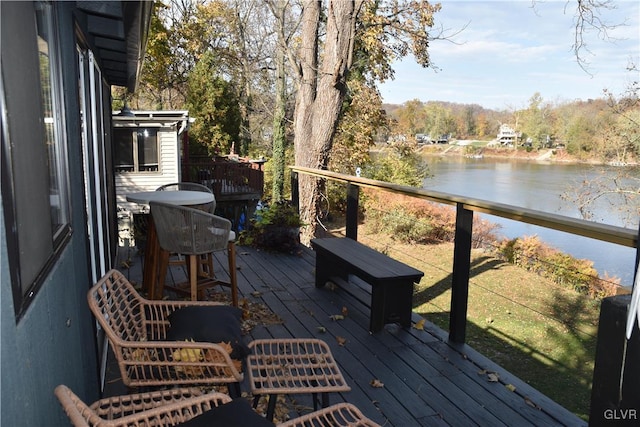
111 242 587 426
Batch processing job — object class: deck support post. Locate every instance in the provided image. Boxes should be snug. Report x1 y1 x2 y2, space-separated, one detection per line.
346 183 359 240
589 295 640 425
449 204 473 344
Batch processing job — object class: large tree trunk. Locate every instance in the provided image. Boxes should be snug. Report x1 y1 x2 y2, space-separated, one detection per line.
293 0 360 245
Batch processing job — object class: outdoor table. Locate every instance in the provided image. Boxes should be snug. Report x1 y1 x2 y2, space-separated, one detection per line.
126 190 215 297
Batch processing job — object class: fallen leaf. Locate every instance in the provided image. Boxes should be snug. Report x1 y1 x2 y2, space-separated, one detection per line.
251 291 262 297
330 314 345 321
477 369 487 375
505 384 516 392
342 306 349 317
487 372 499 382
524 397 541 410
326 281 337 291
336 336 347 346
414 318 425 330
317 326 326 333
370 379 384 388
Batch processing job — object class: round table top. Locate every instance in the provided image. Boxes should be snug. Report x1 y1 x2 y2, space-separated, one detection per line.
126 190 214 206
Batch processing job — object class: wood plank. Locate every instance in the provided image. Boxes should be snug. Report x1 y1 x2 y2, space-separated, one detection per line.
110 244 587 427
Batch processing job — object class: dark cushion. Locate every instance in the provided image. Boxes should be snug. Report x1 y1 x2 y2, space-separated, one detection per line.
178 398 275 427
166 306 249 360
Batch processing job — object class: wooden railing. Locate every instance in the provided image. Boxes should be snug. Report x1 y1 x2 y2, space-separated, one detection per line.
182 156 264 201
291 166 637 340
291 166 640 422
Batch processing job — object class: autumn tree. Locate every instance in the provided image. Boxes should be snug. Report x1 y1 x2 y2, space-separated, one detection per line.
133 0 207 109
396 99 426 136
285 0 441 244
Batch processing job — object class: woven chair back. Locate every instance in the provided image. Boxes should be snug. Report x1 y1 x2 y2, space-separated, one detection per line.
88 270 147 344
54 385 234 427
149 201 231 256
54 385 98 426
156 182 216 213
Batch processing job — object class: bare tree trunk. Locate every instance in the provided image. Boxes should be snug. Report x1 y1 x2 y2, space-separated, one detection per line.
293 0 361 245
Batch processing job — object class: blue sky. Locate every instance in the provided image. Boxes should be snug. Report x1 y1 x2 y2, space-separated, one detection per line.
378 0 640 110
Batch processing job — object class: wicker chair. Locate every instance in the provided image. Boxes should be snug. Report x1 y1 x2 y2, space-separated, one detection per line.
156 182 217 289
87 269 243 391
150 200 238 305
279 402 382 427
54 385 232 427
156 182 216 213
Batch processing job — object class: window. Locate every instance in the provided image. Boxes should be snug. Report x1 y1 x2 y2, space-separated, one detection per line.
37 2 69 238
114 127 159 172
0 1 71 319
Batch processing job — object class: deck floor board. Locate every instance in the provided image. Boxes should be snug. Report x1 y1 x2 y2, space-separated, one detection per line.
109 242 586 427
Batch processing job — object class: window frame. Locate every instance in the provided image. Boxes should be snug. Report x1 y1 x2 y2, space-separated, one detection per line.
114 126 160 173
1 1 72 320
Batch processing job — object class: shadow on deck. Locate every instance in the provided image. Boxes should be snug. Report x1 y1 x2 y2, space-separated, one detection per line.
111 242 586 426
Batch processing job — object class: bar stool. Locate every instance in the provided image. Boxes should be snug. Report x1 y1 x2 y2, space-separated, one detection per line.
156 182 216 278
149 200 238 306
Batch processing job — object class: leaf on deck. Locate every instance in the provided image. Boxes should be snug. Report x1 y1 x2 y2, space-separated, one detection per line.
370 379 384 388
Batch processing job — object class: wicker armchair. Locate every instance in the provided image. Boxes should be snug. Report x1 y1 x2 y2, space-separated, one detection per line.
279 403 381 427
150 200 238 305
87 269 243 391
54 385 232 427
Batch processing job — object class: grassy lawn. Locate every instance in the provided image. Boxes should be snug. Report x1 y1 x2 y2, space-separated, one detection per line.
358 233 599 421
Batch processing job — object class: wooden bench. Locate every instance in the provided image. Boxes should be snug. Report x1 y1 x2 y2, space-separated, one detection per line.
311 238 424 333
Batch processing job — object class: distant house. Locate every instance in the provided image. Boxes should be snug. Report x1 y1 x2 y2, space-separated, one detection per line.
415 133 430 144
113 110 192 213
1 2 152 425
497 124 520 145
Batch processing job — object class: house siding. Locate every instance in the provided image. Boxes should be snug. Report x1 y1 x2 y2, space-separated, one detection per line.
115 128 181 212
1 1 132 425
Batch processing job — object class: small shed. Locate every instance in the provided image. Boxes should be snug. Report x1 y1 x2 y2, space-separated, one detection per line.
113 109 192 214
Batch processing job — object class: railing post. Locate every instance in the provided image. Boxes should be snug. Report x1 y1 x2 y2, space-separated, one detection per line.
346 183 359 240
589 295 640 425
449 204 473 344
291 171 299 212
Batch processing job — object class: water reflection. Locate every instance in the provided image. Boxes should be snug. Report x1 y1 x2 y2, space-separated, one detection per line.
423 156 638 285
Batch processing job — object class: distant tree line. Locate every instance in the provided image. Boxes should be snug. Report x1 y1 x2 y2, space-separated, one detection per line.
384 89 640 164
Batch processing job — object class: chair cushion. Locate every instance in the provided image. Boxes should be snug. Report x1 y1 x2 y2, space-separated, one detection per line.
166 306 249 360
178 398 275 427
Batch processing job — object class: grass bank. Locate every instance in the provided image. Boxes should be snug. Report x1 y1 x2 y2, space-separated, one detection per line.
356 232 599 421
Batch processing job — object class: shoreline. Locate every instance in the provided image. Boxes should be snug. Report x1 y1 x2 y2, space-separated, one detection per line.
414 143 637 166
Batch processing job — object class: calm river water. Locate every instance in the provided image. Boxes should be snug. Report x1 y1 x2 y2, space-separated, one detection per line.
422 155 638 286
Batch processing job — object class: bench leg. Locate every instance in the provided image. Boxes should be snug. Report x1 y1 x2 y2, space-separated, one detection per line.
370 281 414 332
315 252 348 288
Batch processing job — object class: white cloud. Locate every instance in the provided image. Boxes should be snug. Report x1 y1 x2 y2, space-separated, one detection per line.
379 0 639 109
